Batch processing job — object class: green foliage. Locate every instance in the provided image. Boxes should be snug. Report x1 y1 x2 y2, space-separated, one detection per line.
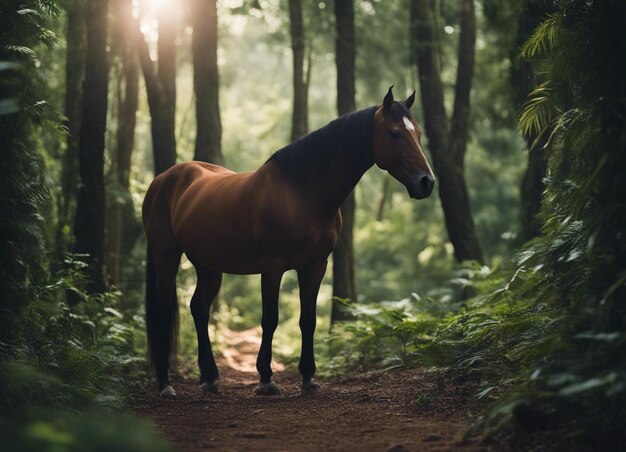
489 2 626 445
0 0 58 327
0 258 170 450
0 3 170 449
520 13 560 57
518 82 559 138
332 1 626 448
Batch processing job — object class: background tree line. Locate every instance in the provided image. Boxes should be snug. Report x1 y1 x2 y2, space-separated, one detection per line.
1 0 624 449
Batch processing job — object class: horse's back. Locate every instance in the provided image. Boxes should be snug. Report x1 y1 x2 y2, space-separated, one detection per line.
190 161 236 176
144 161 237 211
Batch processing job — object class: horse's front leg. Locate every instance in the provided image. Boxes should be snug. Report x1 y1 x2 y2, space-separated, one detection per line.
254 267 283 395
297 259 327 395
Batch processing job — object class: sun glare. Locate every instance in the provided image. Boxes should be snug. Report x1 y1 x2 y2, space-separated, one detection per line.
132 0 174 20
146 0 170 10
132 0 172 59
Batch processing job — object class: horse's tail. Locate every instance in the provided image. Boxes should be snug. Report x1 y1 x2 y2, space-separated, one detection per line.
145 244 179 373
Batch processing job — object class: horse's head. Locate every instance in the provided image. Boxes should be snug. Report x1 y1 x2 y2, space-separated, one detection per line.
372 87 435 199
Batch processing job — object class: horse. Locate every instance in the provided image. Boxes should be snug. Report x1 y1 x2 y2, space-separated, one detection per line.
143 87 435 398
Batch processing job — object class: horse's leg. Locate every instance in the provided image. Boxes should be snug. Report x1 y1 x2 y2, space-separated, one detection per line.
151 248 182 398
297 259 327 395
254 268 283 395
190 265 222 394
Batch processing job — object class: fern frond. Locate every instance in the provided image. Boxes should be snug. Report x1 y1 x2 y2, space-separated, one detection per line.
521 14 561 58
519 83 560 136
2 45 38 62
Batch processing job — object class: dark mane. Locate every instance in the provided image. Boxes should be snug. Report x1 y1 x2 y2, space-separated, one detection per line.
266 106 377 185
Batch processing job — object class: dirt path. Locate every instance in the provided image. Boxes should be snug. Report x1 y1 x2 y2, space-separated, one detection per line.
133 330 485 451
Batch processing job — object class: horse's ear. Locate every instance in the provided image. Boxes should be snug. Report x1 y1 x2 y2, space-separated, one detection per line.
404 90 415 109
383 85 394 115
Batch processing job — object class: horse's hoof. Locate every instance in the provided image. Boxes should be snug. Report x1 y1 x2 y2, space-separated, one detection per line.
159 385 177 399
254 381 281 396
200 381 219 394
300 379 321 396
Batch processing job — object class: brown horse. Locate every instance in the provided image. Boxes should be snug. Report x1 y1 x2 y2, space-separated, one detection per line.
143 87 435 398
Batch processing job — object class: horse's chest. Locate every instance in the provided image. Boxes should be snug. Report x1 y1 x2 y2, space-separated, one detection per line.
287 228 337 267
260 217 338 268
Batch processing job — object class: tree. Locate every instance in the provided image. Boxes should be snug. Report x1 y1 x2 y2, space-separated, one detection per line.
288 0 310 141
191 0 223 164
511 1 556 242
135 4 177 175
73 0 110 294
107 0 139 288
0 0 55 336
410 0 483 262
57 0 85 251
331 0 357 324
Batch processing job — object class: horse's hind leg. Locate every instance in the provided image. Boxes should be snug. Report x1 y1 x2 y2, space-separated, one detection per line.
149 247 182 398
190 264 222 394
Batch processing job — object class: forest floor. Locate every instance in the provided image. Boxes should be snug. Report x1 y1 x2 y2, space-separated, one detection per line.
133 329 487 451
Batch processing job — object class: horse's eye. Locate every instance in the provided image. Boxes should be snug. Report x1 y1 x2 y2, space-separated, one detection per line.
390 129 402 138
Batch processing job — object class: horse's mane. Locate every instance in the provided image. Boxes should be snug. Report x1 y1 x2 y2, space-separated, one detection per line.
266 106 378 185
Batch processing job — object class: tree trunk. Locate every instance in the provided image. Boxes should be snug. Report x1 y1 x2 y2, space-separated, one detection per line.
107 0 139 290
192 0 223 164
519 140 547 241
289 0 308 141
331 0 357 324
57 0 86 252
135 5 178 318
411 0 483 263
135 7 177 174
512 1 555 243
376 176 390 222
73 0 109 295
156 6 177 172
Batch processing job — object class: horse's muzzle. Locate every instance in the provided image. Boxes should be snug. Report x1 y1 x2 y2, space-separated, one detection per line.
406 173 435 199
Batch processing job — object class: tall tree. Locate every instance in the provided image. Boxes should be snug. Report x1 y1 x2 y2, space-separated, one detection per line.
288 0 310 141
331 0 357 324
135 4 177 175
57 0 85 251
191 0 223 164
410 0 483 262
512 1 555 242
73 0 110 294
107 0 139 288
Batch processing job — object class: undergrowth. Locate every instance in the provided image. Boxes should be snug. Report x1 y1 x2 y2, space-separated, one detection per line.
0 257 170 451
326 2 626 449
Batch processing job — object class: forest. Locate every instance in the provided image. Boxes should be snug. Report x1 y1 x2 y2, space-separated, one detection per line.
1 0 625 450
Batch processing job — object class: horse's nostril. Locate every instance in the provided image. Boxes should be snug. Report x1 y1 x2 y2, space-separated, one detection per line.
420 174 434 194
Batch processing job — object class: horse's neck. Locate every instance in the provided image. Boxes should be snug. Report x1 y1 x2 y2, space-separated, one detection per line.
263 108 376 215
311 150 372 213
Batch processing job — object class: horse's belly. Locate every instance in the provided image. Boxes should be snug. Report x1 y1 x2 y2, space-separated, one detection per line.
176 227 262 274
179 227 335 275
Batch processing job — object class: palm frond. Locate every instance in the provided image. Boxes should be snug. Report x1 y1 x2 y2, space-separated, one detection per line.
521 13 561 58
519 83 560 136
